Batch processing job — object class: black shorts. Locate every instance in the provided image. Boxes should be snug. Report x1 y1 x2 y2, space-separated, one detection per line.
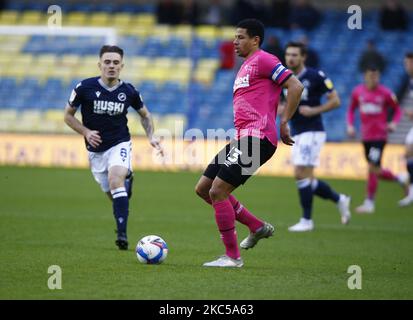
363 140 386 166
203 136 276 187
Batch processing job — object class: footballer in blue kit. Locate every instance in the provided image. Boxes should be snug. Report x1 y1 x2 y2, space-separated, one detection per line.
399 52 413 206
281 42 351 231
64 45 163 250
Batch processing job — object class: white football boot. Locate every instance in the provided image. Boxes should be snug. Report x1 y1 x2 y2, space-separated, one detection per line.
337 194 351 224
355 199 375 214
239 222 274 250
288 218 314 232
398 185 413 207
203 255 244 268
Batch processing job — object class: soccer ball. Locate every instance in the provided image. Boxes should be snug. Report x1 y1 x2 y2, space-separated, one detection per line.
135 235 168 264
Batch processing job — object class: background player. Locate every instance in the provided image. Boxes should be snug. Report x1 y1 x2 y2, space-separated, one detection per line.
195 19 303 268
347 66 404 213
282 42 351 232
399 52 413 207
64 45 163 250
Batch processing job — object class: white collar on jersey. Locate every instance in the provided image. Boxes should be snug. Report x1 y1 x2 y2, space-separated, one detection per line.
98 78 123 92
296 67 307 79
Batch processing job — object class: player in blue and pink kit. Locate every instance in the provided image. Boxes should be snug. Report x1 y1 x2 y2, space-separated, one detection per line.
195 19 303 267
347 66 405 213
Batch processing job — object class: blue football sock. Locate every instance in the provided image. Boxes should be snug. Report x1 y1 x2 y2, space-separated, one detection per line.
407 158 413 184
312 179 340 203
297 178 313 220
111 187 129 238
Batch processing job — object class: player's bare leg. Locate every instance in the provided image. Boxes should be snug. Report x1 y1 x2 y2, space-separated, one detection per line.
108 165 129 250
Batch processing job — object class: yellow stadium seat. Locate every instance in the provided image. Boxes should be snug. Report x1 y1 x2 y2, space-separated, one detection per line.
0 109 17 120
27 64 52 80
167 69 190 86
195 25 218 41
19 10 44 25
14 110 42 132
121 25 150 37
197 58 220 70
175 58 192 70
81 55 99 68
36 54 58 65
121 67 144 84
0 11 19 25
89 12 110 26
50 66 75 82
133 13 156 27
151 25 172 41
0 109 17 132
130 57 149 68
0 35 29 53
60 54 80 67
113 13 132 28
153 57 172 69
0 53 13 66
219 26 236 40
39 109 64 133
194 68 214 85
162 114 187 131
143 68 169 83
75 65 99 78
172 25 193 42
65 12 87 26
62 12 87 26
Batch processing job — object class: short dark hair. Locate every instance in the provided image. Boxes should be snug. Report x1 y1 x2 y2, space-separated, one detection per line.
285 41 307 56
236 19 265 46
99 45 124 58
405 52 413 59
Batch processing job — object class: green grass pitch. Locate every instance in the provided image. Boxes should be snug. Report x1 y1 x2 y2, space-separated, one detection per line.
0 166 412 299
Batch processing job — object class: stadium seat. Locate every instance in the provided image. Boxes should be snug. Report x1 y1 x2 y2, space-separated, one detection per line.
65 12 88 26
19 10 44 25
0 10 19 25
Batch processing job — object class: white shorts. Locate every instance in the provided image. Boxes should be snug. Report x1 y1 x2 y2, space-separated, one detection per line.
291 131 326 167
405 127 413 145
88 141 132 192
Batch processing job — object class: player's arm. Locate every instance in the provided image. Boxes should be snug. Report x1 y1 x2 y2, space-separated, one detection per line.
346 90 358 138
137 105 163 155
280 76 304 145
299 90 340 117
63 104 102 148
387 92 402 132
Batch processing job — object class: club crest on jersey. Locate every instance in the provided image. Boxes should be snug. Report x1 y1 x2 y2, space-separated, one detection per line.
118 92 126 102
93 100 125 115
233 74 250 92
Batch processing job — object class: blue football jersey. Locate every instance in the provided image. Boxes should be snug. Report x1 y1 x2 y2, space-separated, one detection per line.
68 77 144 152
284 67 334 135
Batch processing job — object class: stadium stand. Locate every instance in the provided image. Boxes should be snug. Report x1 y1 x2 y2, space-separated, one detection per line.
0 2 412 141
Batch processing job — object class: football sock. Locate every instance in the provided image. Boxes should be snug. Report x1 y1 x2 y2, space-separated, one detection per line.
367 172 378 200
111 187 129 238
297 178 313 220
212 199 240 260
407 158 413 185
228 194 264 233
311 179 340 203
378 168 397 181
